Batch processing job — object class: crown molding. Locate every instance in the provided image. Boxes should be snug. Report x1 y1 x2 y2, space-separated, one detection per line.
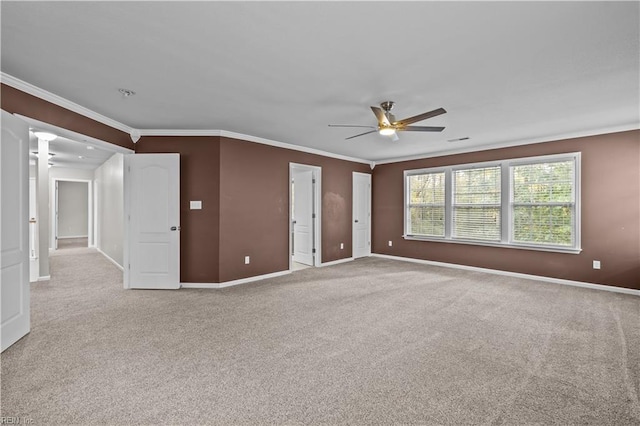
374 123 640 165
1 72 134 135
8 72 631 169
138 128 373 165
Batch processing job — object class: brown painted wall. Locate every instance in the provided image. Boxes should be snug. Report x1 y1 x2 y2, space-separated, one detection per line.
135 137 221 283
1 84 134 150
372 130 640 290
218 137 370 282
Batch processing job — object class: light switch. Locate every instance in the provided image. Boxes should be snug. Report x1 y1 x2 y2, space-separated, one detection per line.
190 200 202 210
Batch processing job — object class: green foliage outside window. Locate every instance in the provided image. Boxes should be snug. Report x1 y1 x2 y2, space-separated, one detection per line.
408 173 445 237
512 161 574 246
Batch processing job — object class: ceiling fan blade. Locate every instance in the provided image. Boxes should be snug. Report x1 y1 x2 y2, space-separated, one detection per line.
328 124 376 128
400 125 445 132
395 107 446 126
370 106 390 126
345 130 377 140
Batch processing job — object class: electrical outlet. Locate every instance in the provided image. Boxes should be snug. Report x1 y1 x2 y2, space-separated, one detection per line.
388 240 393 247
245 256 250 265
593 260 601 270
340 243 344 249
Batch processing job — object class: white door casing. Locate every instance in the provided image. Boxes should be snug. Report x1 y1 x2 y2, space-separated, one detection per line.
124 154 180 289
53 181 58 250
29 177 39 282
352 172 371 259
53 179 92 245
1 110 30 351
292 168 314 266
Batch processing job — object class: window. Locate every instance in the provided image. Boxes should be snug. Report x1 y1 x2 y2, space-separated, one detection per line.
453 166 501 241
511 160 575 247
407 172 445 237
404 153 580 253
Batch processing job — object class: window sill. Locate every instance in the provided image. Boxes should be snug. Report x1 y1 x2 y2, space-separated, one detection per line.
402 235 582 254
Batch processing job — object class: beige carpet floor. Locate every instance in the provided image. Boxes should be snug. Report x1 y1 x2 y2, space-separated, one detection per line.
56 237 88 250
1 249 639 425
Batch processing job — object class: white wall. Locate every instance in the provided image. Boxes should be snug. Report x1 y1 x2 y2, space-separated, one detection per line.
57 181 88 238
49 167 94 249
94 153 124 267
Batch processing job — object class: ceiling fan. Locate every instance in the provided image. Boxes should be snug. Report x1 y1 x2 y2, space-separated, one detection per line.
329 101 446 141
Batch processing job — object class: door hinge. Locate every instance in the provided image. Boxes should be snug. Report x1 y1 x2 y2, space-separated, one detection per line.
312 248 316 254
128 264 131 270
312 179 316 184
312 213 316 219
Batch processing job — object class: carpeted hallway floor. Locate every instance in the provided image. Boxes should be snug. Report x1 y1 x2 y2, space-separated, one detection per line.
1 248 639 425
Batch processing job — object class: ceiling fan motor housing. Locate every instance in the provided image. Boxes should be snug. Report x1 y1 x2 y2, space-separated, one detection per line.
380 101 395 112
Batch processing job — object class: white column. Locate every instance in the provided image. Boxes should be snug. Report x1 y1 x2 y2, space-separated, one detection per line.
36 137 50 279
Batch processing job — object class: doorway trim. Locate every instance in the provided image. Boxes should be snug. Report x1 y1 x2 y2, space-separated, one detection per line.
51 178 93 250
289 163 322 271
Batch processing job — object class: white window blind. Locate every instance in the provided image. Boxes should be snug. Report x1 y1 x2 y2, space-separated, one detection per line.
453 166 501 241
511 160 575 247
407 172 445 237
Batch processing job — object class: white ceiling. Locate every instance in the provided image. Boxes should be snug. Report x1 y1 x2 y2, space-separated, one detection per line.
22 116 131 170
2 2 639 162
28 132 115 170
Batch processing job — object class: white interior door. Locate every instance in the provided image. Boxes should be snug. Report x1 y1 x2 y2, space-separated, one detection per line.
1 110 30 352
292 169 314 266
124 154 180 289
353 172 371 259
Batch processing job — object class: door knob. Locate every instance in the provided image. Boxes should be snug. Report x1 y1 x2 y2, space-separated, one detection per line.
170 226 180 231
354 220 359 223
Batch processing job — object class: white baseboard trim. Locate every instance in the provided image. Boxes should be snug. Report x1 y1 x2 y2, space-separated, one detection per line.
371 254 640 297
58 235 89 239
181 270 291 289
319 257 354 267
37 275 50 281
96 248 124 271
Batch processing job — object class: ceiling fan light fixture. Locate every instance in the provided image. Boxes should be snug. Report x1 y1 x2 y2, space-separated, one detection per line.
379 127 396 136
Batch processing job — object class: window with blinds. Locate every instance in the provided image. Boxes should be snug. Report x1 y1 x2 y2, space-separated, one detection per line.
511 160 575 246
453 166 501 241
407 172 445 237
403 153 580 253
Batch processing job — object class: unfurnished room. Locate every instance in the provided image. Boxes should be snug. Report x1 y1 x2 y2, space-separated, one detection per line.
1 1 639 425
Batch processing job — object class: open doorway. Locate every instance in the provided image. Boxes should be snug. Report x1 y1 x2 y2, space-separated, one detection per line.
289 163 321 271
54 180 91 250
21 115 132 283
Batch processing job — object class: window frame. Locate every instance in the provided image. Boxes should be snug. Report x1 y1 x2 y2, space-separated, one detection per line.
451 164 502 242
405 168 447 239
403 152 581 254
